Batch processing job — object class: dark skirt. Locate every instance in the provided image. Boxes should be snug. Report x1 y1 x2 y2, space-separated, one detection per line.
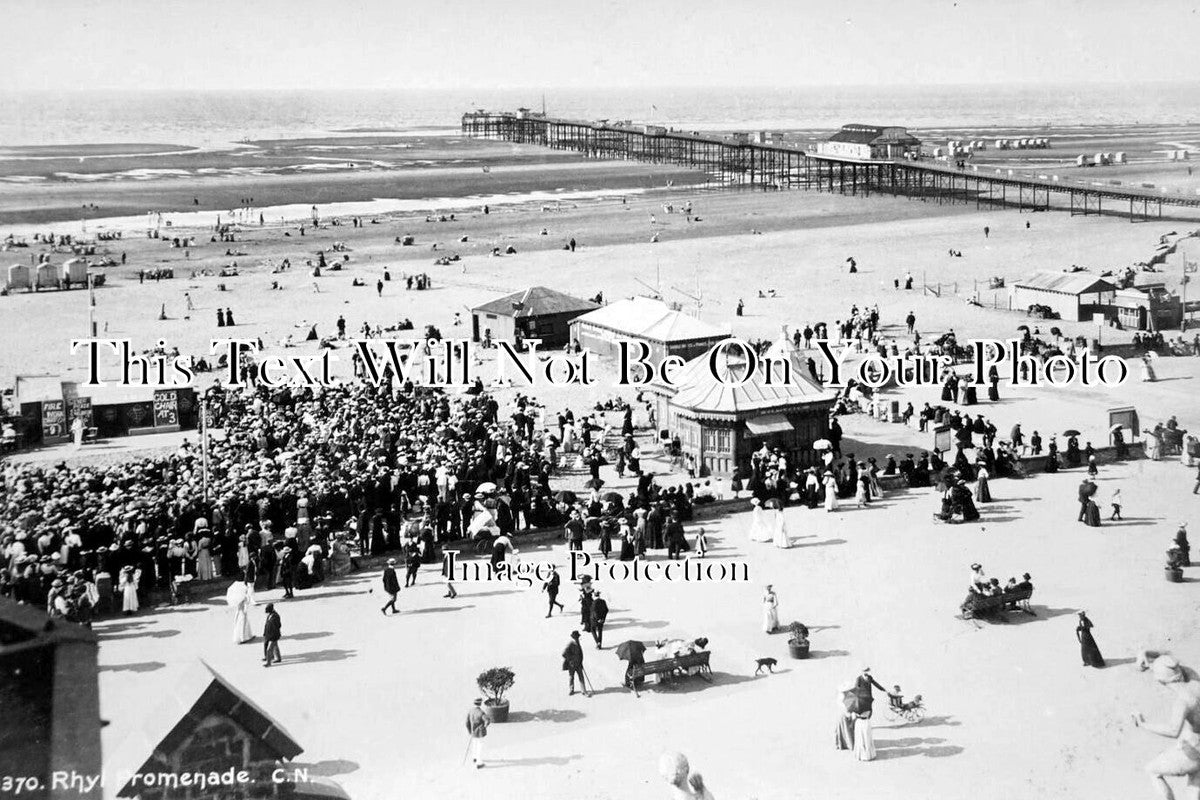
1079 629 1105 667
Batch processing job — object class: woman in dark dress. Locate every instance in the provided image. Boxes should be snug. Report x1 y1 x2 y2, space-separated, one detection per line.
1066 435 1082 467
1077 611 1106 667
955 481 980 521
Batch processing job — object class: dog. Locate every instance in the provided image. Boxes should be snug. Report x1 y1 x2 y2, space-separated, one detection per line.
754 657 778 675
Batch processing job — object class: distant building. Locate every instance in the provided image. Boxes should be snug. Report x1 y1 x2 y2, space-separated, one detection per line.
569 297 729 364
1107 286 1182 331
471 286 599 348
1010 271 1117 322
818 124 922 160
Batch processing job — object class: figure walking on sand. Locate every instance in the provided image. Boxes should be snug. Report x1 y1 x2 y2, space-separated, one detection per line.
823 470 839 512
762 585 780 633
748 498 771 542
1077 611 1105 667
771 508 791 549
232 587 253 644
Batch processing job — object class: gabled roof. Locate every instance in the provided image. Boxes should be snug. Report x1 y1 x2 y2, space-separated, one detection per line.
1014 271 1117 295
571 297 727 343
115 660 303 797
471 286 598 318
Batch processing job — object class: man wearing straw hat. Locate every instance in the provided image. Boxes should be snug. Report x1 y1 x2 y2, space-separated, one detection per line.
464 697 489 768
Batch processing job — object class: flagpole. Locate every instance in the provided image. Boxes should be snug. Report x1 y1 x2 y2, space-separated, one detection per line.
1183 245 1190 333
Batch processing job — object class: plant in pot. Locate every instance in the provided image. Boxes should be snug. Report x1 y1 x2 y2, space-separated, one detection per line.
477 667 515 722
1166 548 1184 583
787 622 811 659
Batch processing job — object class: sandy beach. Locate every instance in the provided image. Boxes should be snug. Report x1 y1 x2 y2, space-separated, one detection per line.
5 130 1200 799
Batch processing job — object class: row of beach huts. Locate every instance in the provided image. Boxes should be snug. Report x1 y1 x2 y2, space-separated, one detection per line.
935 137 1050 157
4 258 102 291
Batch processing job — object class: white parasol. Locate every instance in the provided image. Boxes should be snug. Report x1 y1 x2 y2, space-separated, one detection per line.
224 581 248 607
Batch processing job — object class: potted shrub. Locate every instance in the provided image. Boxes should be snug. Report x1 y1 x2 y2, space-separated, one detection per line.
1166 548 1184 583
477 667 515 722
787 622 810 659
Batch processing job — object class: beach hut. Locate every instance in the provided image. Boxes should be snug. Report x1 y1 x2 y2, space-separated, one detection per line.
62 258 88 285
7 263 30 290
35 262 58 289
1094 153 1105 166
1115 152 1126 164
470 285 599 348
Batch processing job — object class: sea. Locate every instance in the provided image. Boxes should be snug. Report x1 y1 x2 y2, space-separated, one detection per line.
2 83 1200 148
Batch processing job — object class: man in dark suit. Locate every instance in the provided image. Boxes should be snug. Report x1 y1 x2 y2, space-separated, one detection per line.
562 631 589 696
590 591 609 649
262 604 282 666
854 667 887 716
665 514 686 560
404 545 422 588
542 566 564 618
381 558 401 615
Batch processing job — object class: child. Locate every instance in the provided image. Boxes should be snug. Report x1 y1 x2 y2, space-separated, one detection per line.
888 685 906 710
694 527 709 557
1110 488 1122 521
1087 454 1099 477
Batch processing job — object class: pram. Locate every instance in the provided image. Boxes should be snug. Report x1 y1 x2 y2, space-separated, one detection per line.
884 691 926 723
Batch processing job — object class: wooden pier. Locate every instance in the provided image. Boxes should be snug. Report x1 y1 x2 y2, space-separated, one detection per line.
462 110 1200 222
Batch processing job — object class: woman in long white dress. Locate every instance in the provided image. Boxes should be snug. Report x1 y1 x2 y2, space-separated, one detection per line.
762 585 780 633
232 590 254 644
1147 428 1163 461
824 472 839 512
854 710 877 761
771 508 792 549
1141 355 1157 383
749 498 771 542
118 566 139 615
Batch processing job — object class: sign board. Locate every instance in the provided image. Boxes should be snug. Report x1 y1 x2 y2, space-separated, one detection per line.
1108 406 1139 439
41 399 66 439
933 425 952 454
1092 313 1106 325
153 389 179 427
69 396 93 429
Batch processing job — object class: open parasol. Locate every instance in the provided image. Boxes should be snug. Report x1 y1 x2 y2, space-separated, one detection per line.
602 491 623 503
554 490 578 504
224 581 248 607
812 439 832 451
1062 429 1081 437
476 481 498 494
1110 423 1125 432
615 640 647 661
763 497 782 509
1017 324 1030 331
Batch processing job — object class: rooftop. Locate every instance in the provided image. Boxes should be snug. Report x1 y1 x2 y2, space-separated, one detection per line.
1013 271 1117 295
472 286 599 318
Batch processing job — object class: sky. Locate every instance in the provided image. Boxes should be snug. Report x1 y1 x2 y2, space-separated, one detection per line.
4 0 1200 92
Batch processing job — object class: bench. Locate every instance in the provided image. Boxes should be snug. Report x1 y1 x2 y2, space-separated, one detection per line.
627 651 712 696
961 586 1034 620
